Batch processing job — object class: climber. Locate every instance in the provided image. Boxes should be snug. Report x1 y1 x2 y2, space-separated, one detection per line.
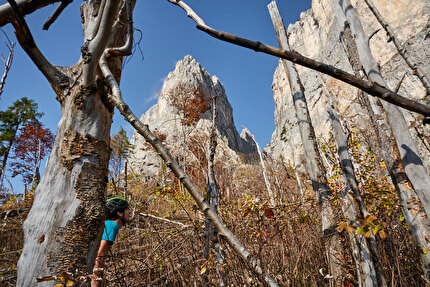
91 196 130 287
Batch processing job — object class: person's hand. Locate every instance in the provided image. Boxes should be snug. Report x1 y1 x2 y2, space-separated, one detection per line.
90 268 104 287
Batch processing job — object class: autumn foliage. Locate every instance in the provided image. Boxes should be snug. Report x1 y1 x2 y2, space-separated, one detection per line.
165 83 211 126
10 121 54 186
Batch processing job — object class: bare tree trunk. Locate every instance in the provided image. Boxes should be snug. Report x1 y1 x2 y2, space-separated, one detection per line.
203 95 227 287
363 0 430 95
248 130 276 206
124 159 128 199
1 0 134 285
329 0 430 279
0 32 14 99
327 96 380 287
268 2 345 285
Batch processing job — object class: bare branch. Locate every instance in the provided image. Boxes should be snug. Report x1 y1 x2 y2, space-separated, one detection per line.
0 32 14 99
6 0 69 95
368 28 380 44
42 0 72 31
167 0 206 26
394 73 407 94
0 0 62 28
108 0 133 58
167 0 430 117
83 0 121 85
139 213 191 228
364 0 430 95
99 51 279 287
245 126 275 207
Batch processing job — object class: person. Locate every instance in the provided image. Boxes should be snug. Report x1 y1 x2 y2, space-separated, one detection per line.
91 196 130 287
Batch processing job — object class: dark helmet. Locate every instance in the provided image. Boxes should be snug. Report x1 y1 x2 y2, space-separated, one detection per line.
106 196 129 216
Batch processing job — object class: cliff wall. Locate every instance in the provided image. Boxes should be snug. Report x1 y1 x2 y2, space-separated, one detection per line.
266 0 430 171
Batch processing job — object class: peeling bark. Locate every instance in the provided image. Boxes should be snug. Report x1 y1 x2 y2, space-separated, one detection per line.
10 0 132 285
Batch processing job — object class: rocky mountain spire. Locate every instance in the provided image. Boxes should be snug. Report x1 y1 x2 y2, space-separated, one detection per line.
128 55 257 175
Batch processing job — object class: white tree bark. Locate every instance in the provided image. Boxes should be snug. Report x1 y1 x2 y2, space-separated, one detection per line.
330 0 430 279
0 0 133 285
0 34 14 99
248 130 276 206
327 97 379 287
203 95 227 287
268 2 345 285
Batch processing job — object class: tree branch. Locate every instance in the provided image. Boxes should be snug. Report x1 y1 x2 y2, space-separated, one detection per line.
363 0 430 96
99 51 278 287
6 0 70 96
107 0 133 58
42 0 72 30
83 0 121 85
167 0 430 117
139 212 191 228
0 30 14 99
0 0 61 28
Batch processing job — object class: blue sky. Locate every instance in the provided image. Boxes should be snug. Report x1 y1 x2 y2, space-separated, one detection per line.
0 0 312 192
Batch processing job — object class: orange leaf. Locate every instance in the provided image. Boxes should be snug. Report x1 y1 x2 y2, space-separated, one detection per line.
264 208 275 219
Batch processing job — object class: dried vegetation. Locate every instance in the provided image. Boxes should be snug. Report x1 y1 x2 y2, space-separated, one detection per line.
0 138 425 286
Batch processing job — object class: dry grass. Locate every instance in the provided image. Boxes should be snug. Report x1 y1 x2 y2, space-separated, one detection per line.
0 158 425 286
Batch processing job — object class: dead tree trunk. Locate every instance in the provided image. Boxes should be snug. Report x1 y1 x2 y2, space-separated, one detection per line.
329 0 430 279
327 97 381 287
0 33 14 99
248 131 276 206
268 2 345 285
363 0 430 95
0 0 134 285
203 95 227 287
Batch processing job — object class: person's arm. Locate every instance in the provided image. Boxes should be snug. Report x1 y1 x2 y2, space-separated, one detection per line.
91 240 112 287
94 240 112 268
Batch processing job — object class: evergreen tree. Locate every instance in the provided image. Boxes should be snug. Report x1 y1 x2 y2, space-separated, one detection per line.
110 127 133 186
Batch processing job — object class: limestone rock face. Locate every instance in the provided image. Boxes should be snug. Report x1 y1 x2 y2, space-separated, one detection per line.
266 0 430 171
129 55 257 176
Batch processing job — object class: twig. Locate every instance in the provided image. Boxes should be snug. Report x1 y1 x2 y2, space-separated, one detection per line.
0 275 17 282
139 212 190 228
367 28 380 45
244 125 276 207
42 0 72 30
394 73 407 94
363 0 430 95
1 208 24 219
0 248 22 256
167 0 430 117
149 254 201 286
